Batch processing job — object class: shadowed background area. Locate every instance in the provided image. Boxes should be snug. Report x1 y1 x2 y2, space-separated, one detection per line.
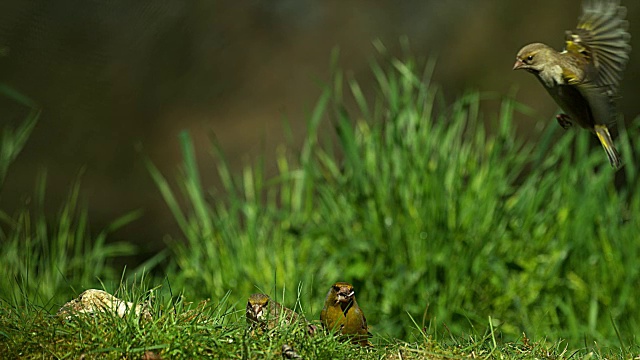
1 0 638 259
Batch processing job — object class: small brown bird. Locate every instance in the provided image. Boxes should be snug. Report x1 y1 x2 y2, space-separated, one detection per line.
246 293 318 335
320 282 372 347
513 0 631 169
246 293 299 330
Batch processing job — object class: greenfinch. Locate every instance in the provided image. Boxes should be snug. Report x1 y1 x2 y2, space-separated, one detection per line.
513 0 631 169
320 282 372 347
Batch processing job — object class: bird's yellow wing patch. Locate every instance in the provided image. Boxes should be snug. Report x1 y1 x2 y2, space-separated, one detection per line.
562 68 582 85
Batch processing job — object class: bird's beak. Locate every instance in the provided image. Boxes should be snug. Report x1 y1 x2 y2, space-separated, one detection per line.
337 291 354 302
253 305 263 319
513 59 524 70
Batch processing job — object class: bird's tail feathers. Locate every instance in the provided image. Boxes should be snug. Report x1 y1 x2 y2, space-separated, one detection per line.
594 124 622 169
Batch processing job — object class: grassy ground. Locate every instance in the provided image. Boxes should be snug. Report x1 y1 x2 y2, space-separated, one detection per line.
0 288 633 359
1 47 640 358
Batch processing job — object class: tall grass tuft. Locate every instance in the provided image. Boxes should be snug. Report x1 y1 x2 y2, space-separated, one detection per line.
0 83 39 190
0 85 140 308
149 49 640 345
0 172 142 307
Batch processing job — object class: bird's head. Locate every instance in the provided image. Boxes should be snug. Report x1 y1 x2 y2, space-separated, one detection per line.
247 293 270 321
514 43 554 73
331 282 355 305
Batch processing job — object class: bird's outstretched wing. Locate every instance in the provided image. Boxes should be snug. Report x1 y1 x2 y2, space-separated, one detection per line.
564 0 631 93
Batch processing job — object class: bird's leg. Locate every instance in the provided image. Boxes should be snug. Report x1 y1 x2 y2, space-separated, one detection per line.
556 114 573 129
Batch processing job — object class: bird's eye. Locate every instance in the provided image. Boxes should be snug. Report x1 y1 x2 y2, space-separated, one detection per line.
527 55 534 61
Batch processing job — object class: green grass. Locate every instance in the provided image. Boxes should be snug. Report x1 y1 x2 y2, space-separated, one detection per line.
2 45 640 358
0 282 636 358
0 83 39 189
0 282 573 359
146 47 640 344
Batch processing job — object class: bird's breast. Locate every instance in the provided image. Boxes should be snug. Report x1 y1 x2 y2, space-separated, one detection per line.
545 84 594 129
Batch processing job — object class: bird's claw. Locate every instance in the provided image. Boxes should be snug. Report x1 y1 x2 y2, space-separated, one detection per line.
556 114 573 129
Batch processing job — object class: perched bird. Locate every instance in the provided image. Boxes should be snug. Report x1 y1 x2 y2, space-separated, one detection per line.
246 293 299 330
320 282 372 347
513 0 631 169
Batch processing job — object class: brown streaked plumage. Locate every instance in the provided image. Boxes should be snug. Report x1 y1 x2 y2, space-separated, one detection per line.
246 293 299 330
246 293 318 335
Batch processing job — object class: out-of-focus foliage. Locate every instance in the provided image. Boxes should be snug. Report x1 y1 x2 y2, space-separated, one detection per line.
0 86 140 307
1 1 638 248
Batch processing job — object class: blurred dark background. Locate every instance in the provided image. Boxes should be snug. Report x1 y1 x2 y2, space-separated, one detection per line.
1 0 638 259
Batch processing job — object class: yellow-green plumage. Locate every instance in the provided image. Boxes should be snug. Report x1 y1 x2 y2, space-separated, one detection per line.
513 0 630 169
320 282 372 347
